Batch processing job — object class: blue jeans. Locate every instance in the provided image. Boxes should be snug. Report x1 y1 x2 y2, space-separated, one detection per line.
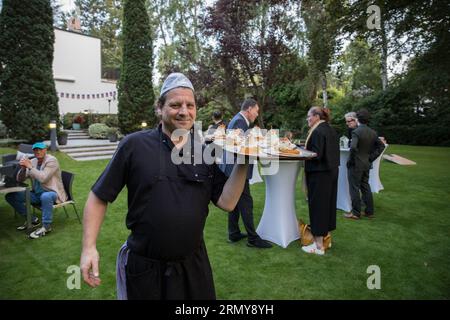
5 191 57 225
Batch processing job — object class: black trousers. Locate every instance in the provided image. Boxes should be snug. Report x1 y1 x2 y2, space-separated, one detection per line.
347 168 374 216
228 180 259 241
306 169 338 236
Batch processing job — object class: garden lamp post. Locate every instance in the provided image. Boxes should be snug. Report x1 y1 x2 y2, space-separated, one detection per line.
141 121 147 130
49 120 57 152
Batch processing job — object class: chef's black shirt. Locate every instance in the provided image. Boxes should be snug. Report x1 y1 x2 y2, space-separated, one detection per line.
92 125 227 261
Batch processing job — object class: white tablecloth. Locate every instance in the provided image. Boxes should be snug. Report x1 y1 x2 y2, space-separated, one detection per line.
256 160 301 248
249 161 263 184
337 145 388 212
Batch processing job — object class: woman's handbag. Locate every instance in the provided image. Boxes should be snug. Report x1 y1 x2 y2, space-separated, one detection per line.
298 219 332 250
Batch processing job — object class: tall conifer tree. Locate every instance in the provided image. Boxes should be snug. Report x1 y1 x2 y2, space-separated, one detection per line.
0 0 59 142
118 0 155 134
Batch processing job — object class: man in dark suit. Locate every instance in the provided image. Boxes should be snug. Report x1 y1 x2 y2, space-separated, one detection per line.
344 111 358 147
344 109 385 219
219 98 272 248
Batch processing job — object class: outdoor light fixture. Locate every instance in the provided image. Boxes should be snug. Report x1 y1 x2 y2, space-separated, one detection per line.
141 122 147 128
49 120 57 152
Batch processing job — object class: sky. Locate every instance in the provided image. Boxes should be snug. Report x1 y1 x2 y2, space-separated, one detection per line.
59 0 75 12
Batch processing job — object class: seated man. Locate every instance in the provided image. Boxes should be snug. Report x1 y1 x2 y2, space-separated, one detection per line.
5 142 67 239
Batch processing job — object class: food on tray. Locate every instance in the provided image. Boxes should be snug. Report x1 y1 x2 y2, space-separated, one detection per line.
240 146 259 154
212 124 226 143
279 148 300 155
278 137 300 154
259 129 279 150
240 135 260 155
214 126 312 158
225 128 244 146
248 126 265 141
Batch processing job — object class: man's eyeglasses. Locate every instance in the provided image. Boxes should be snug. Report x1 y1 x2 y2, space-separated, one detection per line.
346 119 355 123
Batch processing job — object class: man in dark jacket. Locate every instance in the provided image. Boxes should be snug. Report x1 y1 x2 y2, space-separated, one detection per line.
219 98 272 248
344 109 385 219
80 73 251 300
344 111 358 147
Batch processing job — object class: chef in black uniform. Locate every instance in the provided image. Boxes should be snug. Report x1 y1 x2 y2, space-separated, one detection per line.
80 73 249 300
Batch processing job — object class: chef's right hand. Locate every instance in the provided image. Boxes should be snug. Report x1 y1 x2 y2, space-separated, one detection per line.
80 247 101 287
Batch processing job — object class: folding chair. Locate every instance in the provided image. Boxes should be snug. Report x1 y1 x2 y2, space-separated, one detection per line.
1 143 33 165
33 170 81 223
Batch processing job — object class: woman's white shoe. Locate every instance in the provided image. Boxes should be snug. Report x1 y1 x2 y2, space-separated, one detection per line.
301 242 325 255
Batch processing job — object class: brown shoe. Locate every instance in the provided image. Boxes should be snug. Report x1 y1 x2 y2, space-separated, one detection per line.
343 212 360 220
362 212 375 219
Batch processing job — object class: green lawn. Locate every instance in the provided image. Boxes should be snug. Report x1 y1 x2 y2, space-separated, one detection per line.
0 145 449 299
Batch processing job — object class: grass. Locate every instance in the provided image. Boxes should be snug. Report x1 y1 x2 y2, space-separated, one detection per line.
0 145 449 299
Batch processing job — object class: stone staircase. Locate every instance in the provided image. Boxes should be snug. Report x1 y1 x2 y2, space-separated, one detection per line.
67 130 90 140
58 130 119 161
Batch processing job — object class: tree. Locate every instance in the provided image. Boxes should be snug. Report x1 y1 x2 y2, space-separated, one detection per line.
117 0 155 134
267 52 316 134
204 0 301 127
150 0 205 77
337 37 382 94
302 0 343 107
0 0 59 142
340 0 450 91
51 0 67 28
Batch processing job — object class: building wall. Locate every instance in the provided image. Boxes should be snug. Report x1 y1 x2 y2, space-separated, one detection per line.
53 28 118 115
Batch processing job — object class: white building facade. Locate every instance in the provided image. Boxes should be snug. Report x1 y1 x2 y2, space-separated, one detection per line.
53 28 118 115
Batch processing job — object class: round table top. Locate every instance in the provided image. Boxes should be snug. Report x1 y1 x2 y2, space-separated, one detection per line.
0 185 27 194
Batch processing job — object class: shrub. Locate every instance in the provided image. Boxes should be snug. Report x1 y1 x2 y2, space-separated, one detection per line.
88 123 110 139
61 114 73 130
104 115 119 128
106 126 118 135
73 114 86 124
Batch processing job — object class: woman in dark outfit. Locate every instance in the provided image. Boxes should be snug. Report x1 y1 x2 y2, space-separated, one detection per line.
302 106 339 255
80 73 250 299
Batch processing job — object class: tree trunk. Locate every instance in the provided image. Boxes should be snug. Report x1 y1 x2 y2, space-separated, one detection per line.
321 73 328 108
257 92 265 128
258 2 268 128
380 17 388 91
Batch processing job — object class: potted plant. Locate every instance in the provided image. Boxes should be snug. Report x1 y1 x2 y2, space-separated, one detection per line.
57 130 68 145
107 127 118 142
72 114 85 130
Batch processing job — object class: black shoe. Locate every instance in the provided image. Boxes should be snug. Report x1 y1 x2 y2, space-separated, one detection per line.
343 212 360 220
228 233 248 243
247 239 272 248
16 218 40 231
